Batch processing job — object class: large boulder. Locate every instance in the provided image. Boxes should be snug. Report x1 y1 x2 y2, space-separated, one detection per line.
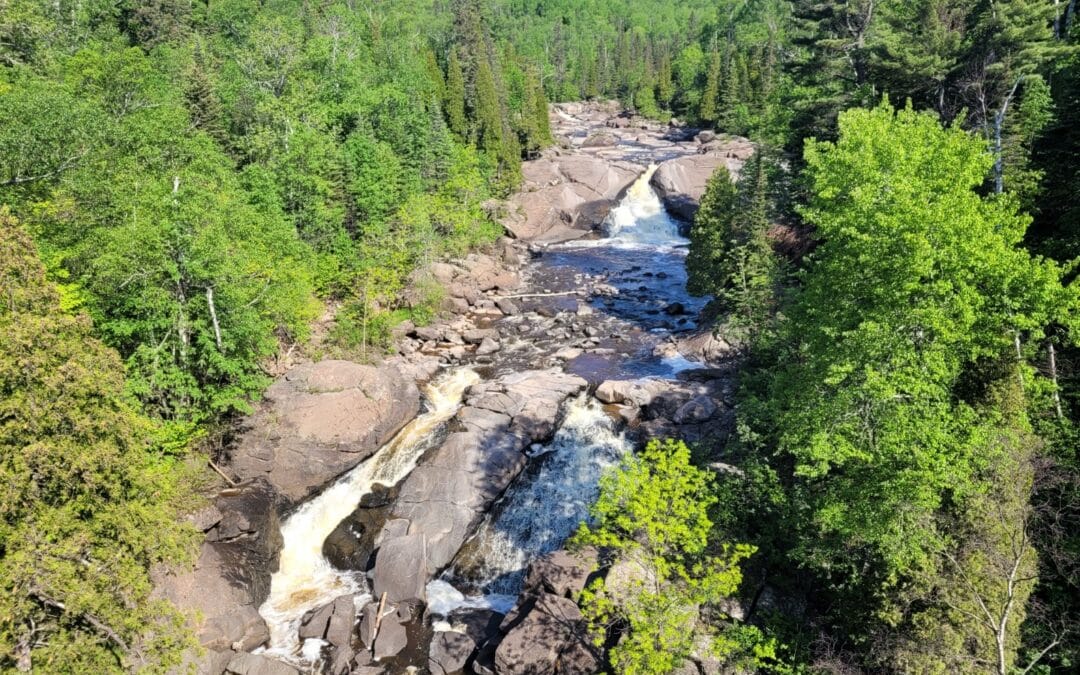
152 480 284 668
224 653 300 675
504 156 641 242
229 361 421 501
523 548 598 601
651 153 745 221
494 593 589 675
374 372 586 600
429 631 476 675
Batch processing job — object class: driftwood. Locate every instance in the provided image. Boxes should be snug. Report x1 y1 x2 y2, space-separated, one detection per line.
207 459 237 487
370 591 388 651
494 291 581 300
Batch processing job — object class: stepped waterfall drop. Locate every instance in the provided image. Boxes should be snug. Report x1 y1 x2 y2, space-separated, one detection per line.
258 368 480 661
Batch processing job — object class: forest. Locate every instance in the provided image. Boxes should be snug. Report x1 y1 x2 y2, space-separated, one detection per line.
1 0 1079 673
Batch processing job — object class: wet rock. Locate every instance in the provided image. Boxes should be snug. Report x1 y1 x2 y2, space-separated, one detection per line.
224 652 300 675
228 361 421 501
476 337 501 356
323 483 398 571
523 548 598 600
673 395 719 424
447 608 504 648
372 533 430 603
664 302 686 315
429 631 476 675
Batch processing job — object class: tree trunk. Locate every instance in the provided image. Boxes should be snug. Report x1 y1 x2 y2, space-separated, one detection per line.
206 286 223 351
1049 343 1064 419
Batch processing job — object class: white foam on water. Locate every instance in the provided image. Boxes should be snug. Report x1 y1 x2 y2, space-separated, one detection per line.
438 395 630 599
425 579 518 618
258 368 480 662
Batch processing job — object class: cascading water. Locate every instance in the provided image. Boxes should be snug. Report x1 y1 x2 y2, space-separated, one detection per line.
602 164 688 249
258 367 480 661
428 395 631 614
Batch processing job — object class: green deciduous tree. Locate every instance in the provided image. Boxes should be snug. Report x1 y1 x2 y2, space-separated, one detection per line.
574 439 768 675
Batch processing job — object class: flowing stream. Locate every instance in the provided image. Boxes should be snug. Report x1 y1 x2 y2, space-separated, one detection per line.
426 166 693 615
258 368 480 659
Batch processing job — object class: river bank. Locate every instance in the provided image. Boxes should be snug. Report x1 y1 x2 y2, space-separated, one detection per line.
154 102 753 675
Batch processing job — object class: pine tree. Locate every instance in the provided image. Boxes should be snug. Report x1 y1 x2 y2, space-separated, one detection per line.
656 52 675 108
719 51 743 131
424 47 446 104
687 166 738 297
445 47 468 138
184 44 227 145
699 49 721 125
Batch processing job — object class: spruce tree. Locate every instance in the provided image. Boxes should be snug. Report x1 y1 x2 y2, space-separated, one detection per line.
699 49 721 125
686 166 737 297
184 44 227 145
445 47 468 138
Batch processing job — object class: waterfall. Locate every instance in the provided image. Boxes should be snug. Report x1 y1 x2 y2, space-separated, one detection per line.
431 395 630 611
258 367 480 659
602 165 688 248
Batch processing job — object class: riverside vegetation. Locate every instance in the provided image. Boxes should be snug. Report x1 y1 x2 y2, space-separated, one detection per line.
3 1 1080 674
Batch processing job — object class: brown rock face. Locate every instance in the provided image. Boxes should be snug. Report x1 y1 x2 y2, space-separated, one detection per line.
229 360 421 501
650 152 746 221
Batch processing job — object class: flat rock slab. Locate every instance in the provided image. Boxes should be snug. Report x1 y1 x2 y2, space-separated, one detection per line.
229 360 420 501
651 149 750 221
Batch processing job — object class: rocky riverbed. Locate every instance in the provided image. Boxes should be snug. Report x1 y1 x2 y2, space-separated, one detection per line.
153 102 753 675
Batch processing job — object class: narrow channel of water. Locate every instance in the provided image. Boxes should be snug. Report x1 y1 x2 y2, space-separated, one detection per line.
427 166 692 615
258 368 480 660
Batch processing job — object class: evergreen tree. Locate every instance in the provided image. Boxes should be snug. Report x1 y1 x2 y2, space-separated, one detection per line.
656 52 675 107
0 210 198 673
184 44 227 145
699 48 721 124
445 47 468 138
687 166 738 297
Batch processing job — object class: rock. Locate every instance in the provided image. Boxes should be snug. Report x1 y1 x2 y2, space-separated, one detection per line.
372 534 430 603
673 395 719 424
463 328 498 344
186 504 223 532
553 347 583 360
228 361 421 501
373 616 408 660
447 607 504 647
382 371 586 586
299 600 337 640
595 380 658 407
494 594 585 675
581 132 617 147
323 483 398 571
650 153 747 221
429 631 476 675
476 337 501 356
324 595 358 657
502 156 640 242
523 548 598 600
415 325 443 342
664 301 686 315
695 130 717 144
152 481 282 656
495 298 520 315
678 330 735 364
224 652 300 675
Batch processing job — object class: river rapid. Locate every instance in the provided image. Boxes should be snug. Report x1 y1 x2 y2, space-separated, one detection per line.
257 154 714 671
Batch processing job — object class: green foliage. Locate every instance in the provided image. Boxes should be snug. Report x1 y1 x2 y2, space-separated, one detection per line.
0 211 198 673
574 439 766 674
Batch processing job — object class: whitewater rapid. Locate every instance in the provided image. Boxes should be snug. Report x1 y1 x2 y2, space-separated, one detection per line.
258 368 479 660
